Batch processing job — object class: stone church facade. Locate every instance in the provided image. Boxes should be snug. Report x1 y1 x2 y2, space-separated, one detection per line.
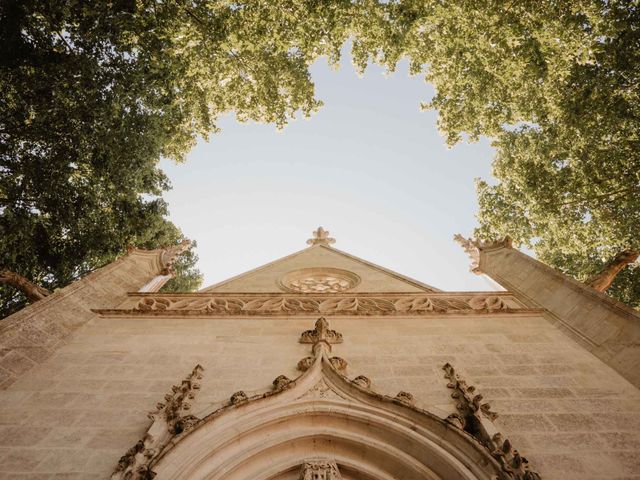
0 227 639 479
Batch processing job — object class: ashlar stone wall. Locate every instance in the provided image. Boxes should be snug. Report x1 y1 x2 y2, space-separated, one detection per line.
1 312 638 480
0 249 169 390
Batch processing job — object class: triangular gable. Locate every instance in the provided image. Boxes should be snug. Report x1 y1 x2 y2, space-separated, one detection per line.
200 245 439 293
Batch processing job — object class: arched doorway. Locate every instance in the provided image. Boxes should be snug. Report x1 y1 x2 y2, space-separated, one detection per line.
151 351 501 480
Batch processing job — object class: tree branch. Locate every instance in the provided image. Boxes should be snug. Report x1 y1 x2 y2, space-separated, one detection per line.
0 269 51 303
586 250 639 293
560 186 638 206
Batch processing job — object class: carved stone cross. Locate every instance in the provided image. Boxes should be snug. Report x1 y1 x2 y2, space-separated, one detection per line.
306 226 336 246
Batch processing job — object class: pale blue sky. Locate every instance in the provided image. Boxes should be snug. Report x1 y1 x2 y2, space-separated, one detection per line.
159 53 500 291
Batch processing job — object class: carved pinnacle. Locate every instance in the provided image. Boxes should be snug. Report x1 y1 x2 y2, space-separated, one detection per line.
300 317 343 345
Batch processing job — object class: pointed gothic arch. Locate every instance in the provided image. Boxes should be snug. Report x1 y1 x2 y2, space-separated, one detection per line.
113 318 539 480
150 348 501 480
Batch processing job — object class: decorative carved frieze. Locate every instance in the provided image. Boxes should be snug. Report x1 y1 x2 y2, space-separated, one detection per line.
299 459 343 480
122 293 525 316
111 364 204 480
442 363 541 480
300 317 343 344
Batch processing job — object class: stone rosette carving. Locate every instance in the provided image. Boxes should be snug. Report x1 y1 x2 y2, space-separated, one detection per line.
442 363 541 480
299 459 343 479
111 364 204 480
123 293 525 317
278 268 360 294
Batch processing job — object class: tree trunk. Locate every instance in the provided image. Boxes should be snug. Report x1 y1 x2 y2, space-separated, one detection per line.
0 269 51 303
586 250 640 292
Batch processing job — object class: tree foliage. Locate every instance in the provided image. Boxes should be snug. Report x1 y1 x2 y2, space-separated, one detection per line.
0 0 364 318
2 0 638 315
348 0 640 306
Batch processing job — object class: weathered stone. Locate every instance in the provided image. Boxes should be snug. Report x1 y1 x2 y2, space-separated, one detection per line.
0 233 637 479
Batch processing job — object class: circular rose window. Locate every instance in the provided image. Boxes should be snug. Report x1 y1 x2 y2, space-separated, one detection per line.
278 268 360 293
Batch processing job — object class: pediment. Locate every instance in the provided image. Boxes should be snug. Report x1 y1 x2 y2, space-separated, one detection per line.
200 245 439 294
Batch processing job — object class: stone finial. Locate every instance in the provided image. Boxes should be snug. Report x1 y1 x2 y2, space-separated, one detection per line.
306 226 336 246
453 234 512 274
453 234 481 274
300 317 343 345
160 239 192 275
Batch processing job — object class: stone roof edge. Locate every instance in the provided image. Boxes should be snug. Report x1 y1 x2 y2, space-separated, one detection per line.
476 241 640 323
0 249 164 329
321 245 441 292
199 246 314 292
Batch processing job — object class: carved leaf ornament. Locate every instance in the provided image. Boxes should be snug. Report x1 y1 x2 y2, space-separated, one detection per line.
442 363 541 480
132 294 517 316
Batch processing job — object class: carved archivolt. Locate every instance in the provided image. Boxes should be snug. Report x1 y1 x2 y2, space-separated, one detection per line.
113 318 536 480
98 293 527 317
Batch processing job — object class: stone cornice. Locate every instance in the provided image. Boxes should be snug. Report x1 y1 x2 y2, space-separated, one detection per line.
94 292 541 317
